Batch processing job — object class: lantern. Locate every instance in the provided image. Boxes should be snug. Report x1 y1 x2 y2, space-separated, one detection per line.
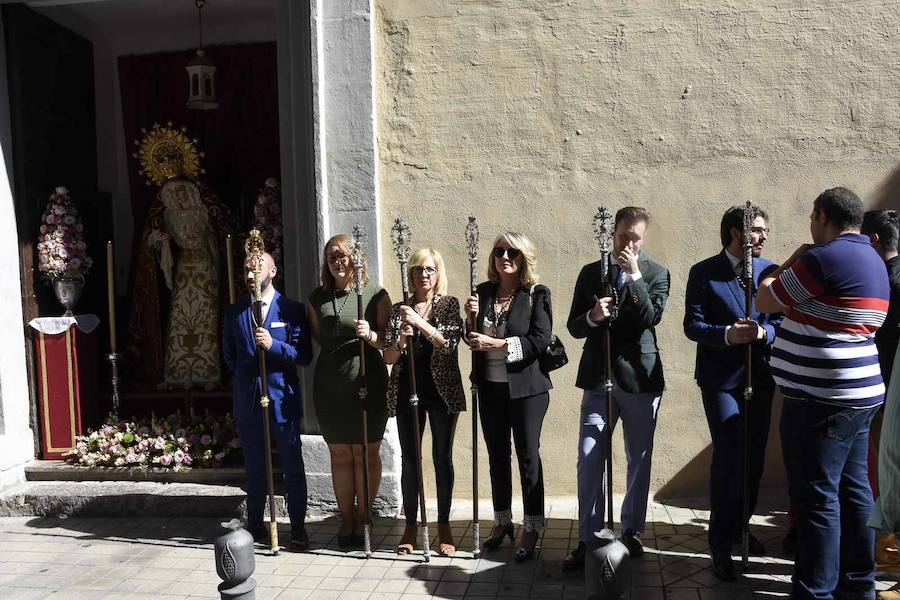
186 0 218 110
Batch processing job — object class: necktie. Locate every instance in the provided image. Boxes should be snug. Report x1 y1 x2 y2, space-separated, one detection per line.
610 263 625 292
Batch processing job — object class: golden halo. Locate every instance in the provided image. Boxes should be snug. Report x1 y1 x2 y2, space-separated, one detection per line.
133 122 205 186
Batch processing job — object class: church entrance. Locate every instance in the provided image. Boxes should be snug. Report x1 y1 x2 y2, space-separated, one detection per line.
4 0 318 468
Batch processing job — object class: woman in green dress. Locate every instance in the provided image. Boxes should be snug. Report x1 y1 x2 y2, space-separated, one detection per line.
308 233 391 547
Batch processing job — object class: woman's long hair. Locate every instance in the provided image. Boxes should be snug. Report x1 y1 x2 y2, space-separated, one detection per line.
487 231 539 288
320 233 369 291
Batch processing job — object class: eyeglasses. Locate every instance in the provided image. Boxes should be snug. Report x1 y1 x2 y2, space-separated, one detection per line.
411 266 437 277
750 227 770 235
327 253 350 264
493 246 521 260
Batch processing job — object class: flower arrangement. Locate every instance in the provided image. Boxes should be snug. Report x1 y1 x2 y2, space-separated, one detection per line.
253 177 283 263
37 186 93 282
64 411 242 471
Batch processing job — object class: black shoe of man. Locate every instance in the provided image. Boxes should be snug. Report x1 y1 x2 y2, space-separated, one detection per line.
562 542 586 571
781 527 797 556
249 525 269 545
711 549 736 582
290 526 309 552
732 532 766 556
621 530 644 558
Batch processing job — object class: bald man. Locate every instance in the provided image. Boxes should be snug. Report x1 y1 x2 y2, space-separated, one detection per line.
222 253 313 551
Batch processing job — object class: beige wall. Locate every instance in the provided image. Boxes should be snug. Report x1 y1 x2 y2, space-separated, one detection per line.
373 0 900 500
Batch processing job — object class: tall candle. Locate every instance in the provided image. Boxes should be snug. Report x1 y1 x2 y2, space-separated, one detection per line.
226 234 236 304
106 241 117 353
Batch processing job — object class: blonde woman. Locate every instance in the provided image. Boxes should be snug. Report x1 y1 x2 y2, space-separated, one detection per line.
464 232 553 561
383 248 465 556
308 234 391 548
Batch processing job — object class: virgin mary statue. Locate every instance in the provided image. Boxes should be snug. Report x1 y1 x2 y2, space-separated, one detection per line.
124 124 234 388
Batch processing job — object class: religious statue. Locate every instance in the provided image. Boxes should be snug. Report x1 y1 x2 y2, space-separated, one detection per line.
124 123 234 389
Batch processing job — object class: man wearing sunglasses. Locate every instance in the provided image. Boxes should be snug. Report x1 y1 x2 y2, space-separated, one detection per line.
564 206 671 569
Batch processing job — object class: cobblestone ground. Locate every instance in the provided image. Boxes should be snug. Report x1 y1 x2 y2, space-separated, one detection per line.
0 497 898 599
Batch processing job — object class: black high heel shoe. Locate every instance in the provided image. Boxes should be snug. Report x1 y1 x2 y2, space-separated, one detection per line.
483 523 514 550
514 530 539 562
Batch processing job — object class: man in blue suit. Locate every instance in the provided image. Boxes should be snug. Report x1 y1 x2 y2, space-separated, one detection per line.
222 252 313 551
684 205 782 580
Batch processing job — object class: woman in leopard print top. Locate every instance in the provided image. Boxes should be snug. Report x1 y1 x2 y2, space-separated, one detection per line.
383 247 465 557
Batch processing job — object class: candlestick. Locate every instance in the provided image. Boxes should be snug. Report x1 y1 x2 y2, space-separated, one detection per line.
226 234 236 304
106 241 117 353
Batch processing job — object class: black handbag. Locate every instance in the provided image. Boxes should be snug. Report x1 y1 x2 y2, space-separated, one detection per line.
539 334 569 372
527 286 569 372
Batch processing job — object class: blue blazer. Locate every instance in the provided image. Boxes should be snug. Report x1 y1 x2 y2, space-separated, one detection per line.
222 290 313 425
683 251 782 390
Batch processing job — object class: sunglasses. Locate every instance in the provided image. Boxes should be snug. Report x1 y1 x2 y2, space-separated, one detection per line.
411 266 437 276
493 246 521 260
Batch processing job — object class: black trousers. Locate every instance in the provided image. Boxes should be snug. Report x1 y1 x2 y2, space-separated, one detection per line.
479 381 549 521
396 394 458 525
700 380 773 554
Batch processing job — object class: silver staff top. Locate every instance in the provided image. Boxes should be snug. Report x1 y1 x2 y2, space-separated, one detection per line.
390 216 412 263
350 224 367 295
742 200 754 280
592 206 614 279
465 215 479 260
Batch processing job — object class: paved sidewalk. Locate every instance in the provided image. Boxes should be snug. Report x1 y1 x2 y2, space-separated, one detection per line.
0 497 897 599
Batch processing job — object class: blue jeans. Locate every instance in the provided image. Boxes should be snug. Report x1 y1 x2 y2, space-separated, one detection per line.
781 399 878 600
577 382 661 540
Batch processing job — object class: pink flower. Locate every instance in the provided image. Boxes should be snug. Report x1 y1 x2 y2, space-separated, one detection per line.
200 434 212 446
182 454 193 466
55 186 68 195
173 450 185 464
53 205 66 216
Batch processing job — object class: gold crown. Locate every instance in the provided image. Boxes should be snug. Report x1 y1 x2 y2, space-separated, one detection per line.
133 122 205 186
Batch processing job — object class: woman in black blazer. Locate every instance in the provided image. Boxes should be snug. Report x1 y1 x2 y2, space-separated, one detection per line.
465 231 553 562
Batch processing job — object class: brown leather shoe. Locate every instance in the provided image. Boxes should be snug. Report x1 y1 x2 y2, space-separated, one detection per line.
437 523 456 557
397 524 417 555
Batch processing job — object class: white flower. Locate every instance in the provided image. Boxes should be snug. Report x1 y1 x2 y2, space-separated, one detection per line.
55 186 68 195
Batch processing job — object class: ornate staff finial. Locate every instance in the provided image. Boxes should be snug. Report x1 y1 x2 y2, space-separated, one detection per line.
465 215 479 261
592 207 614 281
592 207 613 255
244 227 266 301
742 200 754 281
390 216 413 295
350 224 367 295
390 216 412 264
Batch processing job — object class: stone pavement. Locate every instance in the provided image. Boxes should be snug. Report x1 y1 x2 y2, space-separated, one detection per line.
0 496 897 599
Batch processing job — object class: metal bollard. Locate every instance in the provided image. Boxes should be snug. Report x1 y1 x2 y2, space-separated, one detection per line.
585 529 631 600
214 519 258 600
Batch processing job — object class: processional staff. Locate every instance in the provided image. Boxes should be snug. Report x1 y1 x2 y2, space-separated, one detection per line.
246 228 280 555
740 201 754 568
465 215 481 558
390 216 431 562
350 225 374 559
592 207 618 532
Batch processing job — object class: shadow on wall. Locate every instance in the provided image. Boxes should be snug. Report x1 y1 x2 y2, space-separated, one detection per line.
654 392 788 502
872 163 900 210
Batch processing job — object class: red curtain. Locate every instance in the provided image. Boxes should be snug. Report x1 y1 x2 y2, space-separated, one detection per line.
117 41 280 230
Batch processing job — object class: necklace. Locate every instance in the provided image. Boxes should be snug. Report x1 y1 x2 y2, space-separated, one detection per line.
331 291 351 334
413 295 434 320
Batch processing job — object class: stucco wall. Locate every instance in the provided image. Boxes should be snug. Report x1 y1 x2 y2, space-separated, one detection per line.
373 0 900 499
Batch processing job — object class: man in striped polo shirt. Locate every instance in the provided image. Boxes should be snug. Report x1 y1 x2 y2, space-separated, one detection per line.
758 187 889 599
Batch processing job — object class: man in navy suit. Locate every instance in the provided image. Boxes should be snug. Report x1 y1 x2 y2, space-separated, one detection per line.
222 252 313 551
684 205 782 580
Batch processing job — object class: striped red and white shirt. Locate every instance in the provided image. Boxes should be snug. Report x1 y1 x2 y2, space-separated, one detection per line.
769 233 890 409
